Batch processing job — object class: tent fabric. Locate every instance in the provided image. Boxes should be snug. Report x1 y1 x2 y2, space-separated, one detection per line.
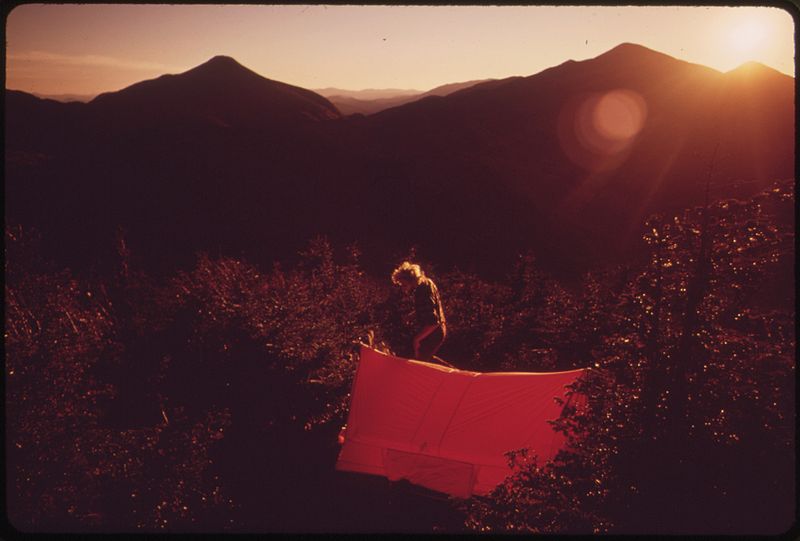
336 346 587 498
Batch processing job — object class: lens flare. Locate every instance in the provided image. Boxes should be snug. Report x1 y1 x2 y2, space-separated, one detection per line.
557 88 648 171
594 90 647 141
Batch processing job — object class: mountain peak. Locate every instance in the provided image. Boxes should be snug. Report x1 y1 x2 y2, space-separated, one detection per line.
598 42 671 61
723 61 791 87
204 55 241 67
88 54 340 123
190 55 252 76
586 42 694 77
726 61 774 75
607 42 650 53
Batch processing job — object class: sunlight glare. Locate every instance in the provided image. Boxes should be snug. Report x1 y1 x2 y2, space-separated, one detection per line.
728 18 769 56
558 88 648 172
713 7 793 73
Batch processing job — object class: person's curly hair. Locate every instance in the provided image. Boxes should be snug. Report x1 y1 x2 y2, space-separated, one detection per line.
391 261 424 286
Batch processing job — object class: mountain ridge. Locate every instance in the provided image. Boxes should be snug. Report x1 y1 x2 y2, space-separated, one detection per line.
87 54 340 127
15 46 790 106
5 43 793 277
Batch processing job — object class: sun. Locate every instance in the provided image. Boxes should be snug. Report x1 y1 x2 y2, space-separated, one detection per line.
728 18 769 56
715 7 792 73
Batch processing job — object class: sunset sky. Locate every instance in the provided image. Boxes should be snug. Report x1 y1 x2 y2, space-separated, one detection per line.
5 4 795 98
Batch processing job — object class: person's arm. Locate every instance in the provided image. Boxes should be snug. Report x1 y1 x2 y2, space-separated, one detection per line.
413 324 439 357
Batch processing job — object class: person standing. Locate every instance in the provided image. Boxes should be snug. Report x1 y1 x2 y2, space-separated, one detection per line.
391 261 447 362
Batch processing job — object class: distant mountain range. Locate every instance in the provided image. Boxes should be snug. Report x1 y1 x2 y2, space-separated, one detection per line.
314 88 422 100
31 92 96 103
6 43 794 278
317 79 494 115
29 79 492 115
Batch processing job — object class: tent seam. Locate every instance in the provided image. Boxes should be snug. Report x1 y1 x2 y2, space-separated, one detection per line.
409 376 447 450
435 373 479 453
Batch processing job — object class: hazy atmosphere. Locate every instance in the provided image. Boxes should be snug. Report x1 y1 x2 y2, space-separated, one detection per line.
6 4 794 97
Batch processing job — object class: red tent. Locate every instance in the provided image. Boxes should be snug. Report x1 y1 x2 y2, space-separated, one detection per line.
336 346 587 498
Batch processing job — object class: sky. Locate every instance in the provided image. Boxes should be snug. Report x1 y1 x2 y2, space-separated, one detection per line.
5 4 795 98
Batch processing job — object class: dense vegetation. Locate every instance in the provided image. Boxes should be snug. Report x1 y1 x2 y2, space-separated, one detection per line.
5 179 794 533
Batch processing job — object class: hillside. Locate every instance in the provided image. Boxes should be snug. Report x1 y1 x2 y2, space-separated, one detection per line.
351 43 793 270
6 177 795 532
